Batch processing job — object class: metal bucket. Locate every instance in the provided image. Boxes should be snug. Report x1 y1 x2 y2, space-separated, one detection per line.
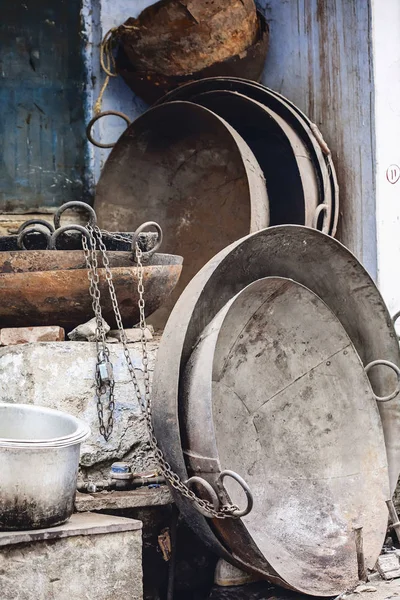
0 403 90 531
182 277 390 595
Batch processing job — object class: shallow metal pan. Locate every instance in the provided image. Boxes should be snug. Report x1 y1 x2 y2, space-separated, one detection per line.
94 101 269 329
182 276 389 595
151 226 400 571
189 90 323 230
155 77 338 236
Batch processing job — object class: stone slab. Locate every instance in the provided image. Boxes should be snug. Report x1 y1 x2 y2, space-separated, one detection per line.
0 326 65 345
74 485 173 512
0 511 142 547
0 341 160 478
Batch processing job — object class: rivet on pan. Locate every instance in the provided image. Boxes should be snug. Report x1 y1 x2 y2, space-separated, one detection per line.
343 350 348 355
326 361 331 366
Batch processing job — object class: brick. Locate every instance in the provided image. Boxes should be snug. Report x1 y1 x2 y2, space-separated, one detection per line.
0 326 65 346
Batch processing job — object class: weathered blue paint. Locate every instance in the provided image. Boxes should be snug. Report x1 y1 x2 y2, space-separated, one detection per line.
0 0 89 212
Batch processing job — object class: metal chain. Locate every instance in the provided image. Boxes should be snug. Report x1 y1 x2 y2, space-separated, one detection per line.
82 224 239 518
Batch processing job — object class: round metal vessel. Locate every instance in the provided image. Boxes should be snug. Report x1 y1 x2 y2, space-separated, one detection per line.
94 101 269 329
151 226 400 572
0 403 90 531
0 252 182 331
156 77 338 236
190 90 322 230
182 277 389 595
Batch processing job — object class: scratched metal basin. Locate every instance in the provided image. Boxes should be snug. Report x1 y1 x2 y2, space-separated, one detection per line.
0 403 90 531
182 277 389 595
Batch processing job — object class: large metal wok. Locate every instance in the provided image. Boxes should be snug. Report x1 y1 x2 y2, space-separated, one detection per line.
182 276 390 595
156 77 339 236
189 90 322 230
0 202 183 331
94 101 269 329
151 226 400 576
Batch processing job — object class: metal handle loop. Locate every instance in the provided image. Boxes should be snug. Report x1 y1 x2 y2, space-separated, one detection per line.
132 221 163 259
393 311 400 341
86 111 131 149
49 225 92 250
217 470 253 518
54 201 97 229
312 203 330 234
185 476 220 518
17 226 52 250
365 360 400 402
18 219 55 235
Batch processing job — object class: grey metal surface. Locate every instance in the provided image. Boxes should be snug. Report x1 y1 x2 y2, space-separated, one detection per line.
182 277 389 595
94 101 269 329
151 226 400 572
0 403 90 531
156 77 338 236
190 90 322 230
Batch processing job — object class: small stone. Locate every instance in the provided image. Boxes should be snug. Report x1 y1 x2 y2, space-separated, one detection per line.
377 554 400 580
354 584 377 593
367 572 382 583
108 328 153 343
68 317 110 341
0 326 65 346
105 336 120 344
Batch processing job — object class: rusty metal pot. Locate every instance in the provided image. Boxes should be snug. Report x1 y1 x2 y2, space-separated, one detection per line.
94 101 269 329
115 1 268 103
0 202 183 331
182 276 391 595
156 77 339 236
151 226 400 573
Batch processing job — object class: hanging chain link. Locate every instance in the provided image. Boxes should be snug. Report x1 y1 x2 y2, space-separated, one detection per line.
82 223 240 519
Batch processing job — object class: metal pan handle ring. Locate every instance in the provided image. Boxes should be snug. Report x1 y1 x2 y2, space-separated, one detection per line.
18 219 55 235
132 221 163 260
54 201 97 229
312 203 330 235
17 227 52 250
217 470 253 518
365 360 400 402
86 111 131 149
49 225 92 250
393 311 400 341
185 476 220 518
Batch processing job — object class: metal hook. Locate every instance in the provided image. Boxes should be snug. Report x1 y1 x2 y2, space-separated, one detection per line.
217 470 253 518
54 201 97 229
185 476 220 518
86 111 131 149
49 225 92 250
132 221 163 260
365 360 400 402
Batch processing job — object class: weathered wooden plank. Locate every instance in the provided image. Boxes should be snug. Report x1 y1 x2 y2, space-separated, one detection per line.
257 0 376 276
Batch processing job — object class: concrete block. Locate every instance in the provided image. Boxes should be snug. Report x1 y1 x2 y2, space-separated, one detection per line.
0 512 143 600
0 326 65 346
0 341 160 479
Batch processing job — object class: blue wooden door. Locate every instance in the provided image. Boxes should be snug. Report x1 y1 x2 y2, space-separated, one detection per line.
0 0 89 212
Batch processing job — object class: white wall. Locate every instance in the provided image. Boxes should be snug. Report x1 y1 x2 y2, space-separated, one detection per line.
372 1 400 316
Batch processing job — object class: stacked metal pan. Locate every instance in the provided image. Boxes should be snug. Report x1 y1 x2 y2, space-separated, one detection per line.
151 226 400 596
93 78 338 327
